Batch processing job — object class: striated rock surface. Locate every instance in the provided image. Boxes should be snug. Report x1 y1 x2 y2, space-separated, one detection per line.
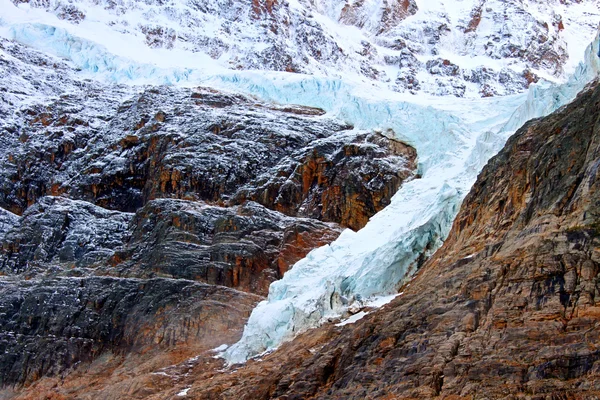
149 80 600 398
106 199 341 295
0 196 133 275
0 276 261 387
0 36 420 394
233 131 417 231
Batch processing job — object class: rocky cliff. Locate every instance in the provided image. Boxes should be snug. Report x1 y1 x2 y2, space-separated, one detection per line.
136 78 600 398
0 36 418 393
5 54 600 400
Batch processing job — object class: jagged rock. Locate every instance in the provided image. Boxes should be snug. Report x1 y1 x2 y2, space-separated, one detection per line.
0 276 260 386
339 0 418 33
106 199 341 295
0 45 417 231
0 208 18 239
0 196 132 275
0 195 341 296
8 0 597 97
233 131 417 231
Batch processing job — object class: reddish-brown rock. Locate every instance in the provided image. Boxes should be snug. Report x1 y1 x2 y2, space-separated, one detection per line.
234 132 417 231
105 199 341 296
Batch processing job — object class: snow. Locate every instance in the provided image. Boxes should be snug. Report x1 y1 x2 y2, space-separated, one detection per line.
212 344 229 352
336 311 368 327
335 294 400 326
177 387 191 397
1 0 598 96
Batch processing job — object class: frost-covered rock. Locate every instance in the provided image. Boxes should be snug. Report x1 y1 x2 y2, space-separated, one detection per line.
106 199 342 296
0 276 260 385
0 196 132 274
0 41 416 228
2 0 599 97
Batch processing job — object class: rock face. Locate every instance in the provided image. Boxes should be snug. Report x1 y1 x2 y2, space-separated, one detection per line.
107 199 341 295
0 41 416 231
0 37 419 393
0 276 261 387
233 131 417 231
0 39 417 297
151 80 600 398
1 196 133 275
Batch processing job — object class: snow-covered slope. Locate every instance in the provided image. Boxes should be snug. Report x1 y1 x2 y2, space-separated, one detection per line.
1 0 599 97
0 0 599 366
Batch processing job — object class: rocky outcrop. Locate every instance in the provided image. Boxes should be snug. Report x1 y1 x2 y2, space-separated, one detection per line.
339 0 418 33
0 196 132 275
149 81 600 398
106 199 341 295
0 40 417 297
0 196 340 296
233 131 417 231
0 44 416 231
0 276 260 387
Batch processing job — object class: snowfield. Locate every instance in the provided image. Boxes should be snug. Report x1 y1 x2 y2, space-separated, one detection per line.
0 0 599 364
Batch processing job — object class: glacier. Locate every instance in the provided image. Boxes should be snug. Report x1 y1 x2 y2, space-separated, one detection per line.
221 31 600 364
1 0 599 365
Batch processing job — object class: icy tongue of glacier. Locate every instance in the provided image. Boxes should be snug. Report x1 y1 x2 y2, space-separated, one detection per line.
221 31 600 364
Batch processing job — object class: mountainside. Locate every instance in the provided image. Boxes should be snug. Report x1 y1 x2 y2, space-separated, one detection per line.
10 55 600 400
4 0 600 97
0 0 600 398
173 77 600 400
0 36 419 391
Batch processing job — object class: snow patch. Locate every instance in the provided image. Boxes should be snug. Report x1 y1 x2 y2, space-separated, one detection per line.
336 311 368 327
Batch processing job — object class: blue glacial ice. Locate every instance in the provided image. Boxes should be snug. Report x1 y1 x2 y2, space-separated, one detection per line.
221 31 600 364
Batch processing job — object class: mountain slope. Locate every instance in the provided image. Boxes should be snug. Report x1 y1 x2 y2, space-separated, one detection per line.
15 60 600 400
0 0 599 398
3 0 599 97
183 78 600 399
